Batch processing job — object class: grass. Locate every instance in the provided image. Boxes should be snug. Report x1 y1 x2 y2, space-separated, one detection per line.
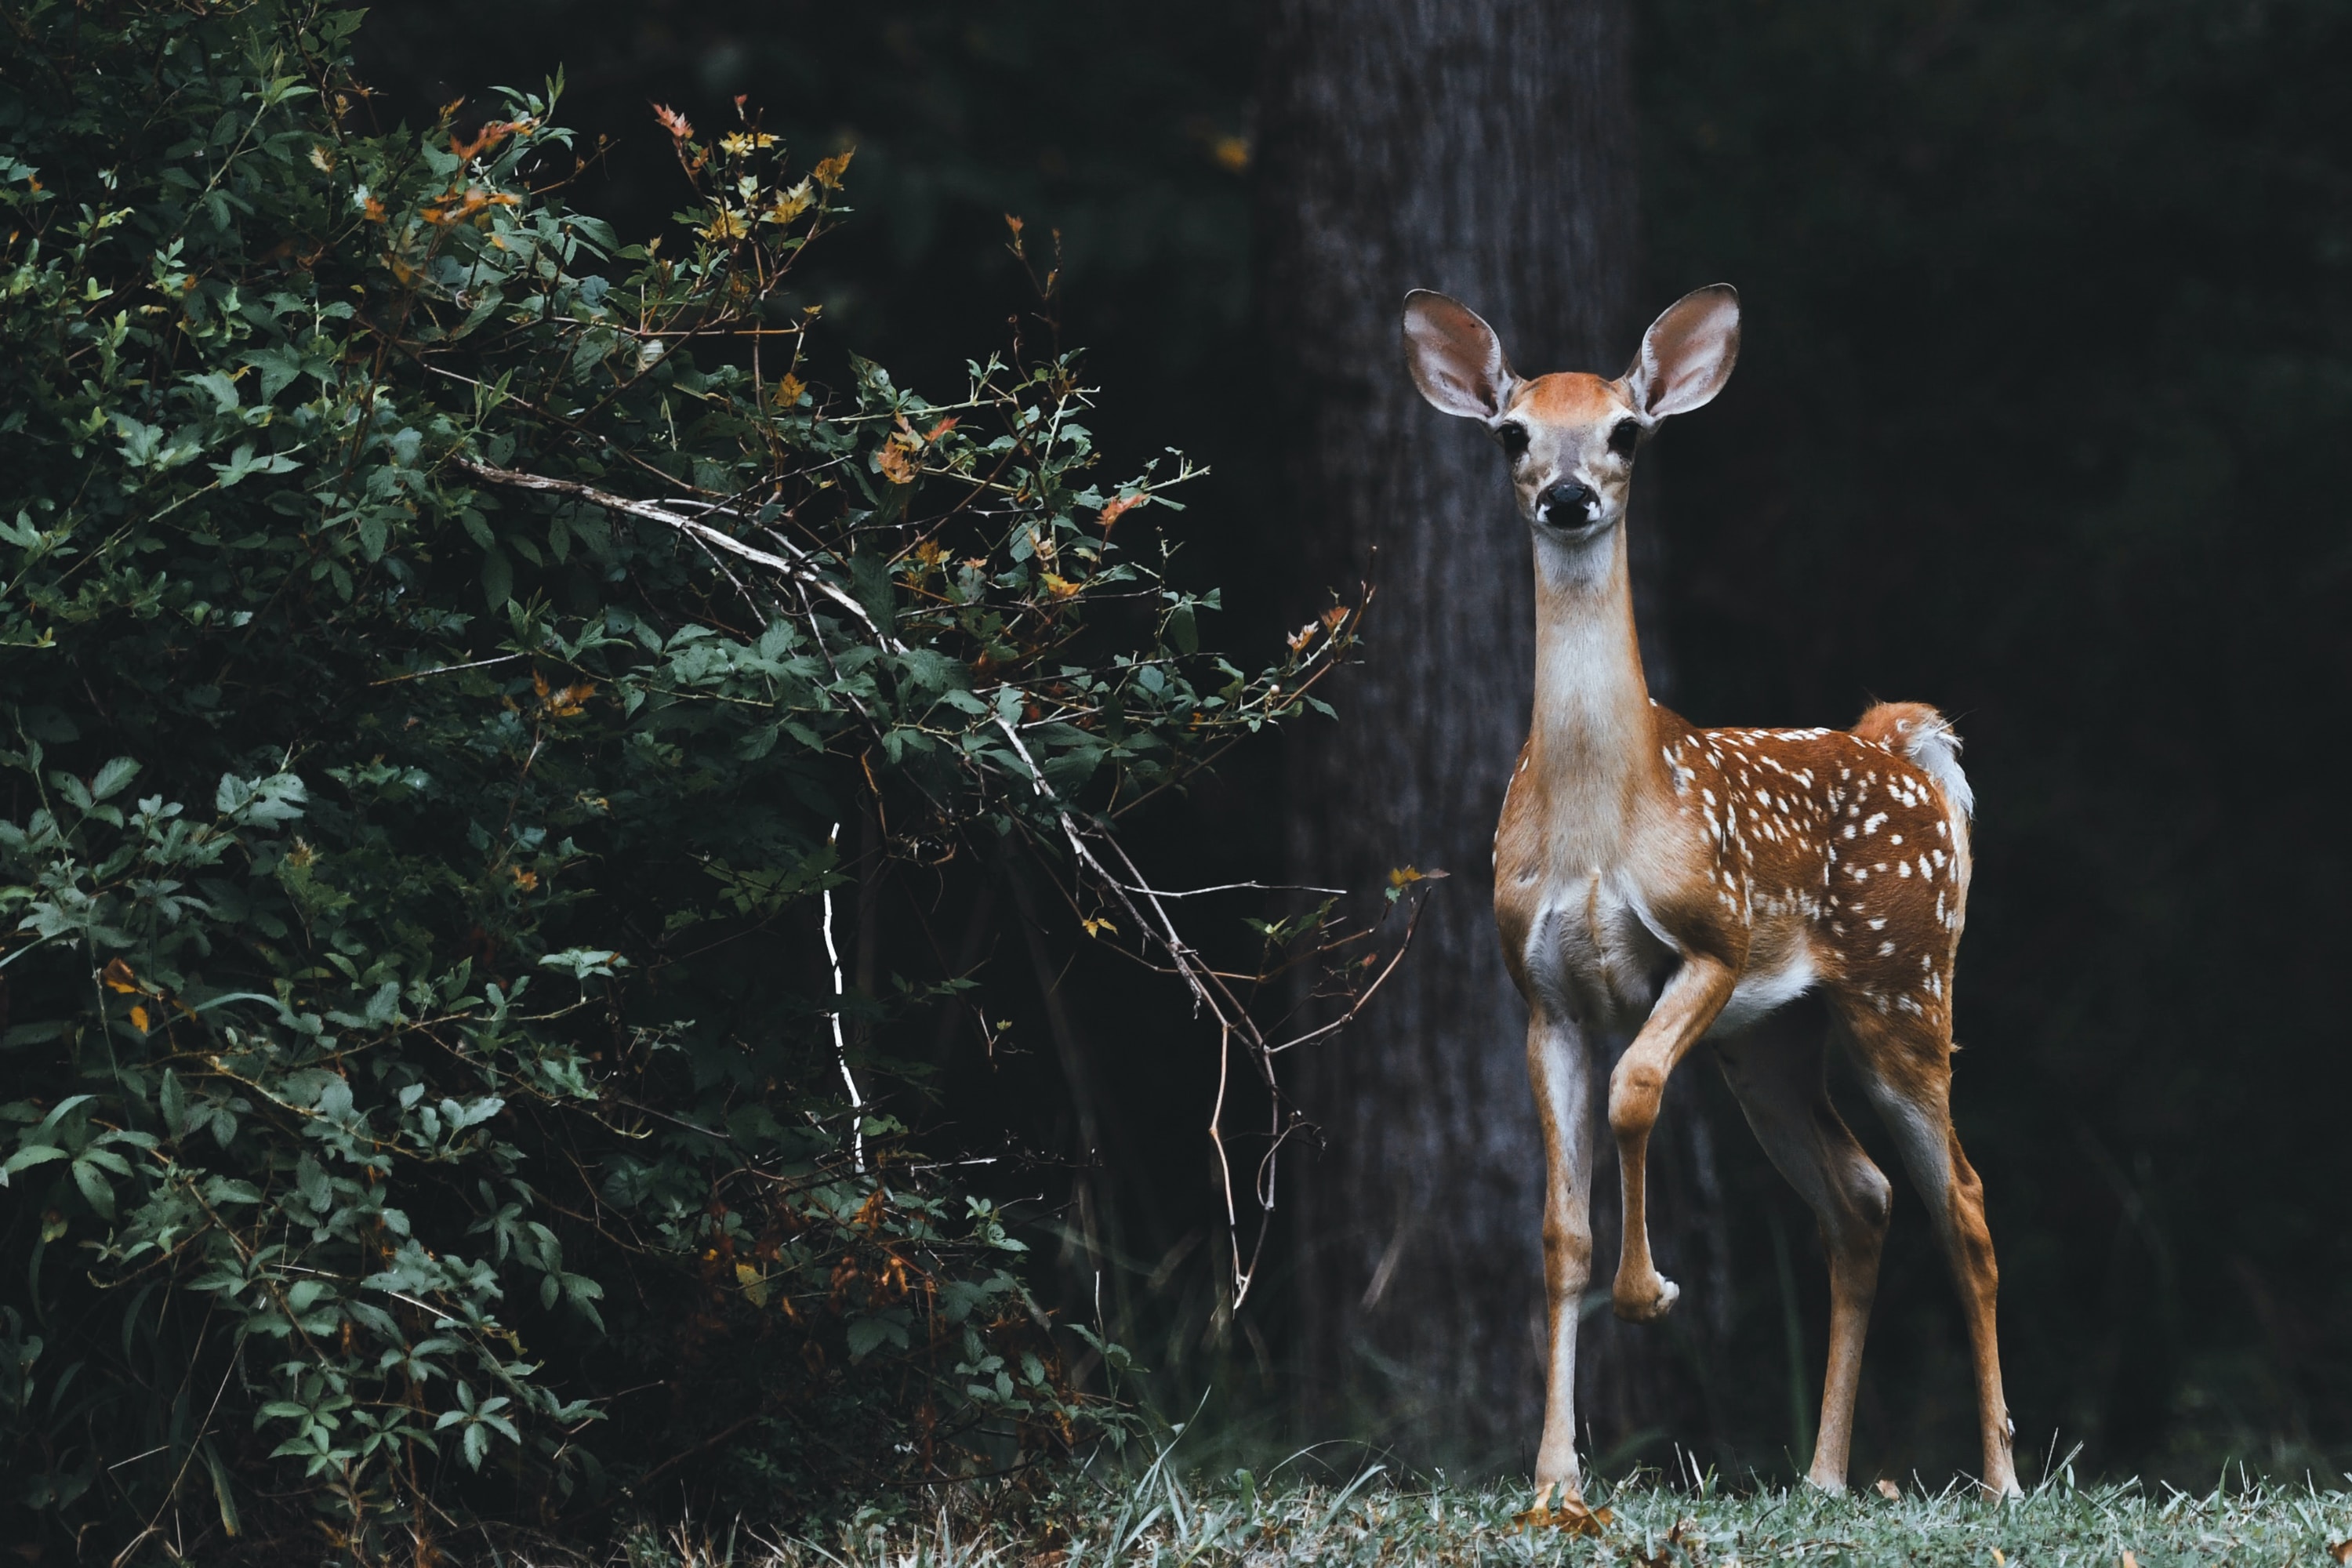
607 1458 2352 1568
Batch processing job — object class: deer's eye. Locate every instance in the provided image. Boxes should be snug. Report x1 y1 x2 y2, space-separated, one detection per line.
1497 423 1530 459
1608 419 1642 457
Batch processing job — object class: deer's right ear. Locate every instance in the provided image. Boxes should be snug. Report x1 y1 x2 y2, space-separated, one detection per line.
1403 291 1519 420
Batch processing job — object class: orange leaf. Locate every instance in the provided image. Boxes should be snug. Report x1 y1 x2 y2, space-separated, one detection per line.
511 866 539 893
449 121 514 162
875 436 921 486
922 416 958 443
102 956 143 994
1096 492 1145 532
652 102 694 142
128 1004 151 1034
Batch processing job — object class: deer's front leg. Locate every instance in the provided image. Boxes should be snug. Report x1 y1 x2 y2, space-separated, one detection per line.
1527 1007 1595 1499
1608 954 1737 1323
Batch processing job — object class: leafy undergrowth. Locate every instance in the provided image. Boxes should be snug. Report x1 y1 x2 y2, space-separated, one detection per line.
594 1466 2352 1568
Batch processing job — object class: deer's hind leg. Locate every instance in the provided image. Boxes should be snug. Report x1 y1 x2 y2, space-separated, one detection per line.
1713 1023 1892 1494
1836 1000 2021 1498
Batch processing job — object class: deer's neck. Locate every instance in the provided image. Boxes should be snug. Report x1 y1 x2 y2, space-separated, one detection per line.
1525 526 1663 862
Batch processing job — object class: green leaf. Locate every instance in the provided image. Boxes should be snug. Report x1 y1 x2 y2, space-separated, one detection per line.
2 1144 68 1177
89 757 140 801
481 546 514 609
71 1158 115 1220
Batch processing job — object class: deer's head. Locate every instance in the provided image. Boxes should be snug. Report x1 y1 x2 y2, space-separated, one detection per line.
1402 285 1740 543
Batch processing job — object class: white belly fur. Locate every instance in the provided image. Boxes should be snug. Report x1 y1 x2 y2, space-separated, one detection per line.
1705 941 1819 1037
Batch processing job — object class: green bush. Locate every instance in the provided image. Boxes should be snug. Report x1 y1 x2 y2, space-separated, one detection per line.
0 2 1348 1555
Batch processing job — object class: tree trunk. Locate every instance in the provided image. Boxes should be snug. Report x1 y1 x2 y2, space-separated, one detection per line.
1259 0 1727 1469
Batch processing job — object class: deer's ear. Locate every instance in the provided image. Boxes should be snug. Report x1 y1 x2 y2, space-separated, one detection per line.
1403 291 1519 420
1626 285 1740 419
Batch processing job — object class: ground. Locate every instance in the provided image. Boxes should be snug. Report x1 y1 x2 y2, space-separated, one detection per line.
620 1468 2352 1567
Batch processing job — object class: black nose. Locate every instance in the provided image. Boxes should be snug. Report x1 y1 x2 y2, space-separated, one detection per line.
1541 481 1595 521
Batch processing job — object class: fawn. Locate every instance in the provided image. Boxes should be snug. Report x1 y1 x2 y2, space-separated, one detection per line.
1401 285 2018 1501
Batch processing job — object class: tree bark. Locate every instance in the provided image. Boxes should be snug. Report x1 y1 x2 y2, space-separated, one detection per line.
1259 0 1724 1468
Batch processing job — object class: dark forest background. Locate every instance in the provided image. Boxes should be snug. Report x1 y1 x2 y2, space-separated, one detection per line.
351 0 2352 1491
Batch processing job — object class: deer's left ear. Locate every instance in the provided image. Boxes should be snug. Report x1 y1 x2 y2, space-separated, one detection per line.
1403 290 1520 419
1626 285 1740 419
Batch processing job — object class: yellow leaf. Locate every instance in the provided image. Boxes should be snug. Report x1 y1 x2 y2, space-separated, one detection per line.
811 148 855 190
1211 135 1251 173
699 206 750 241
1388 866 1426 889
308 145 336 173
511 866 539 893
772 372 805 407
719 131 777 156
1080 916 1116 938
102 956 143 994
1039 572 1080 600
735 1261 771 1307
128 1004 151 1034
763 181 813 224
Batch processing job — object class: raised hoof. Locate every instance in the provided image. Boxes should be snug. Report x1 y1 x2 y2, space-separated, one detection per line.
1611 1272 1680 1323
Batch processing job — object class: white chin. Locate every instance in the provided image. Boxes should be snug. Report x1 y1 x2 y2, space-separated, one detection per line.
1537 513 1611 541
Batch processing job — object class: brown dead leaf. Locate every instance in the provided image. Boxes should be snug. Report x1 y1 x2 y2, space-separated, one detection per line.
1875 1478 1900 1501
2328 1541 2350 1566
1511 1497 1611 1537
101 956 143 994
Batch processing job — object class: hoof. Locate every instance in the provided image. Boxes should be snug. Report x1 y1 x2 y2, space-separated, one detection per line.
1612 1272 1680 1323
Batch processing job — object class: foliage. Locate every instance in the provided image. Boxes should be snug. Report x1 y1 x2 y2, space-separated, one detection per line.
0 0 1358 1555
